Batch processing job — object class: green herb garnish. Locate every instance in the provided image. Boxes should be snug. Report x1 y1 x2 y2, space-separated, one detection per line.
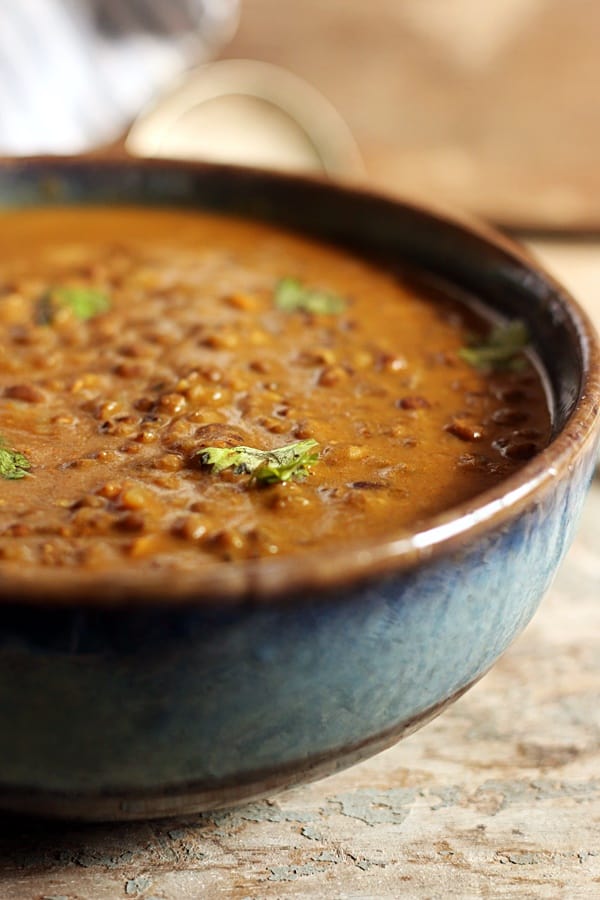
0 441 30 480
458 320 529 370
37 286 111 324
274 277 346 315
198 439 320 485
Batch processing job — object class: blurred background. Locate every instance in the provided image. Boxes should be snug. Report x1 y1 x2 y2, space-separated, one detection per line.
219 0 600 324
1 0 598 313
224 0 600 232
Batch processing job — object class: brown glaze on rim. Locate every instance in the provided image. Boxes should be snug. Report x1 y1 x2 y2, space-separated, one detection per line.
0 156 599 608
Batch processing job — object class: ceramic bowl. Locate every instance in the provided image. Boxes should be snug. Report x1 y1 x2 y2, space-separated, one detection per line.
0 158 598 821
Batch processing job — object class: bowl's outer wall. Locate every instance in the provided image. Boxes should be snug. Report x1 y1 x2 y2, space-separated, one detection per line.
0 160 596 812
0 446 592 799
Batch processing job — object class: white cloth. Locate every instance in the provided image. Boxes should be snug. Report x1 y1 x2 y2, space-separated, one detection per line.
0 0 239 154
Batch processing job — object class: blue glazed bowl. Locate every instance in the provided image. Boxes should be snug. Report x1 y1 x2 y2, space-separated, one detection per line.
0 158 598 821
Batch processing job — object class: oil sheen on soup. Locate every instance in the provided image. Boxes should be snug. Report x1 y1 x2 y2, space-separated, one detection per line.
0 207 551 578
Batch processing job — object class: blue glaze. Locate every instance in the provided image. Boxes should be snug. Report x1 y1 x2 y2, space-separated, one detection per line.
0 159 597 817
0 448 592 798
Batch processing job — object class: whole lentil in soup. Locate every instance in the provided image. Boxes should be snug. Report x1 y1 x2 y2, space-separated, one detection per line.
0 207 551 578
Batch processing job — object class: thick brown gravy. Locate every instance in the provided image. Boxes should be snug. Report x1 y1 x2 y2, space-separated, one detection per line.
0 207 551 576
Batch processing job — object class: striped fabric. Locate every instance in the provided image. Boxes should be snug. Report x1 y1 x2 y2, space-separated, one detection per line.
0 0 239 154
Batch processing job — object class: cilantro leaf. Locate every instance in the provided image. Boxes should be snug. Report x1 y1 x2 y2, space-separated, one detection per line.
37 286 111 324
198 439 320 485
274 277 346 315
458 320 529 370
0 441 30 480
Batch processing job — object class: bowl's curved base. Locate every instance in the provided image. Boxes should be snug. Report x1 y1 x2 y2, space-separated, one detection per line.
0 680 474 822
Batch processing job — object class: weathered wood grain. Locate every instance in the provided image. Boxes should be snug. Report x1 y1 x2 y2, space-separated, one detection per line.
2 47 600 888
1 470 598 900
0 242 598 896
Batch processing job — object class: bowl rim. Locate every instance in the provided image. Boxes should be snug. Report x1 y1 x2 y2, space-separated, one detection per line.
0 154 599 608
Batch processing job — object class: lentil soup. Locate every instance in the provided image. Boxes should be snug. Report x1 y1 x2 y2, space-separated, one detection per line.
0 207 551 578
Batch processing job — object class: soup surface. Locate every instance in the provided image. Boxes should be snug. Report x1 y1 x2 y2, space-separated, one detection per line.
0 207 551 578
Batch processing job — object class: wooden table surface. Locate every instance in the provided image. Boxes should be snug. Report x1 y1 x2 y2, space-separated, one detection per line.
2 2 600 894
0 243 598 899
2 474 599 899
